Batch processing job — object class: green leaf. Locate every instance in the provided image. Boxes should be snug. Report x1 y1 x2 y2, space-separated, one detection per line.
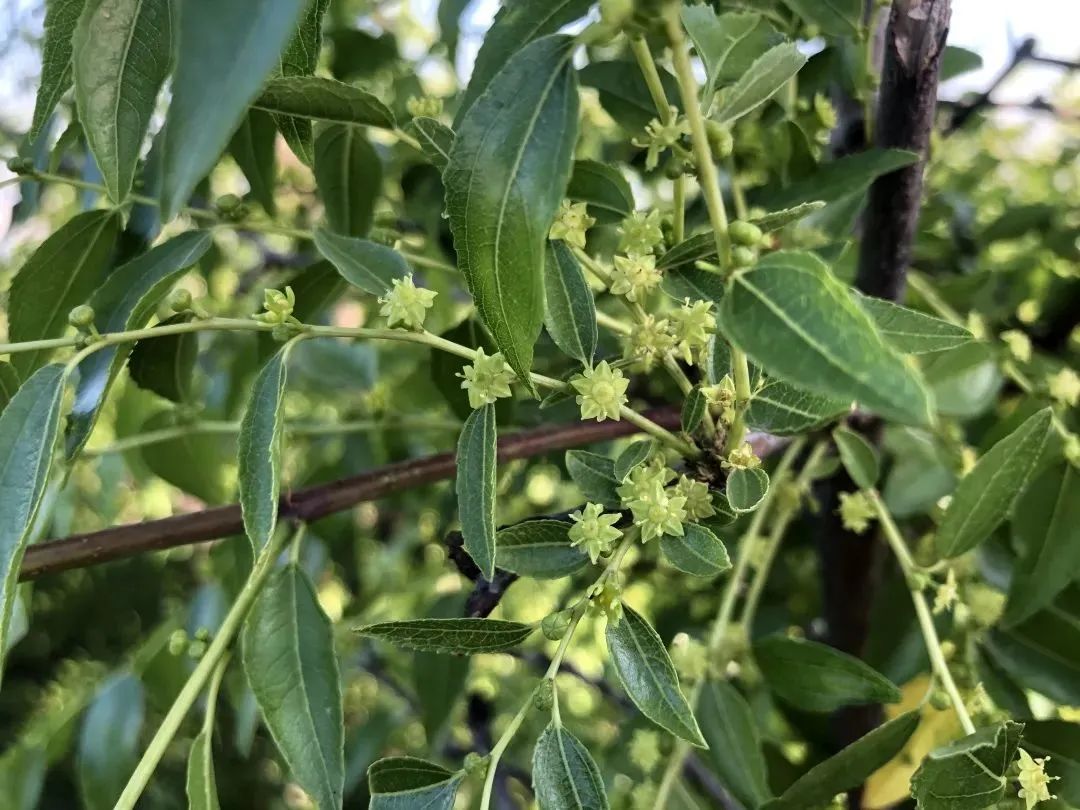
579 60 681 134
228 110 278 214
756 149 919 211
754 635 902 712
496 520 588 580
456 404 498 580
0 363 21 416
765 711 920 810
941 46 984 81
935 408 1054 558
186 729 220 810
405 117 454 170
31 0 87 140
727 467 770 513
748 380 849 435
369 757 464 810
272 0 331 165
313 123 382 237
856 294 974 355
455 0 591 123
0 365 66 679
681 387 708 434
1023 721 1080 806
314 228 409 296
698 681 772 809
606 605 706 747
922 342 1002 419
721 251 934 426
72 0 172 202
238 343 297 552
243 564 344 810
413 595 469 744
357 618 534 654
614 440 655 482
533 722 609 810
713 43 807 125
565 450 620 507
9 209 121 379
252 76 396 129
750 201 827 233
567 160 634 224
779 0 861 37
77 673 145 810
445 35 579 387
1005 462 1080 626
543 241 597 366
438 0 470 62
128 314 199 403
681 7 782 100
140 410 235 503
66 230 212 457
660 523 731 578
662 266 727 304
911 722 1023 810
832 426 879 490
160 0 307 219
658 233 715 270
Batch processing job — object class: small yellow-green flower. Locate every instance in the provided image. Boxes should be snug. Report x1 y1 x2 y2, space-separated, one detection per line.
637 108 689 170
569 502 623 563
670 299 716 365
676 475 715 520
933 568 959 615
459 348 515 409
254 286 298 325
618 460 676 506
813 92 838 130
838 491 876 534
669 632 708 682
703 375 737 424
629 730 663 773
1017 748 1057 810
406 95 443 118
625 314 675 371
626 480 687 542
1001 329 1032 363
570 360 629 422
549 199 595 250
591 579 624 625
1017 299 1040 325
723 442 760 471
619 209 665 256
610 253 661 302
378 274 437 330
1047 367 1080 407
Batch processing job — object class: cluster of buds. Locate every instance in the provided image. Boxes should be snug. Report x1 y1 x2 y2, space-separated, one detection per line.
621 299 715 369
837 490 876 534
703 375 737 424
378 274 437 331
932 568 960 615
568 502 623 563
405 95 443 118
590 579 624 624
617 462 690 542
549 200 596 250
570 360 629 422
459 347 516 409
253 286 303 341
1047 367 1080 408
626 314 675 371
214 193 250 222
168 627 210 659
729 219 766 269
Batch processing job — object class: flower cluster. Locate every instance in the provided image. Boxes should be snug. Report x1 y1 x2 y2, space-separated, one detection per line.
670 299 716 364
570 361 629 421
610 253 662 302
625 315 675 371
724 442 760 470
253 286 300 327
637 108 689 170
1017 748 1057 810
618 462 689 542
619 210 665 256
406 95 443 118
1001 329 1032 363
1047 367 1080 407
378 274 437 330
933 568 959 615
568 502 623 563
459 348 515 409
549 199 595 250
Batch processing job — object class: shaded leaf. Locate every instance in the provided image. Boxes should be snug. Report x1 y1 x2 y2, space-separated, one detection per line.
253 76 395 129
77 673 144 810
922 342 1002 419
579 60 681 134
910 722 1024 810
755 635 901 712
0 364 20 415
681 387 707 433
313 123 382 237
659 523 731 578
606 605 706 746
614 440 655 482
567 160 634 224
565 450 620 507
357 618 534 654
496 520 588 580
128 314 199 403
405 116 454 170
833 426 879 490
72 0 172 202
757 149 918 211
228 110 278 214
456 404 498 579
243 564 344 810
9 209 121 379
662 266 726 304
31 0 87 140
857 294 973 355
533 723 609 810
369 757 464 810
140 410 235 503
935 408 1053 558
0 365 66 677
720 251 934 426
713 43 807 124
186 729 220 810
658 233 715 270
779 0 861 37
748 380 848 435
544 241 597 366
272 0 331 164
727 467 769 513
698 680 772 809
314 228 409 296
160 0 307 219
445 35 579 386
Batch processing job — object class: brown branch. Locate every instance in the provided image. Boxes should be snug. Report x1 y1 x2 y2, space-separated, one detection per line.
945 36 1034 134
20 407 682 582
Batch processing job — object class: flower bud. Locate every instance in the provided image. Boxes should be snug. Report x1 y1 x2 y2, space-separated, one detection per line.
731 246 757 268
729 220 763 247
533 678 555 712
68 304 96 330
215 193 242 214
168 288 194 313
463 752 489 776
929 689 951 711
705 120 733 159
542 608 575 641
